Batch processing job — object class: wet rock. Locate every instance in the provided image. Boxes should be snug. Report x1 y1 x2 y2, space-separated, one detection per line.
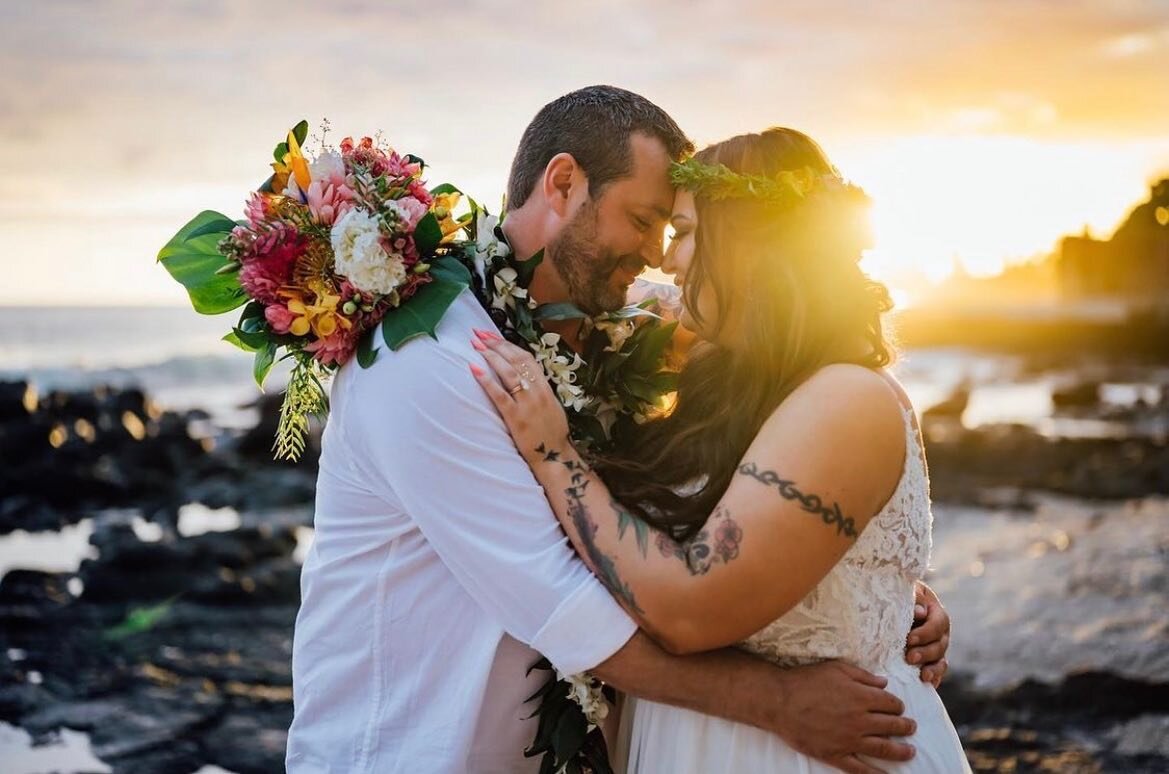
929 497 1169 690
1112 715 1169 757
1052 380 1102 409
81 523 299 604
923 384 970 419
925 423 1169 502
202 712 290 774
0 380 36 422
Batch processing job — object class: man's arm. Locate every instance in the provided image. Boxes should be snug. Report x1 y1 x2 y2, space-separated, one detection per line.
594 633 916 774
348 307 915 770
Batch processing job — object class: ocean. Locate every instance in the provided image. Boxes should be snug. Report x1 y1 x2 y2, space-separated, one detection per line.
2 306 1165 439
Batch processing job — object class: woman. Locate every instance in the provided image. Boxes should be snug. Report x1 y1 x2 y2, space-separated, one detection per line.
470 128 970 772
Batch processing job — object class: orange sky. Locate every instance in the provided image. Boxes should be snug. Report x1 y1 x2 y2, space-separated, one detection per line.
1 0 1166 305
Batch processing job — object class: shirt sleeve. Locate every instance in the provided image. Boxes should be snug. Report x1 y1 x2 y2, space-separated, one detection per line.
341 300 637 675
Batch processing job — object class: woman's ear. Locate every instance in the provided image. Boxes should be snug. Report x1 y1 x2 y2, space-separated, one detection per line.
541 153 584 219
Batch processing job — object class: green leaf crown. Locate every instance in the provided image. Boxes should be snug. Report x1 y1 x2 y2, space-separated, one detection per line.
669 157 868 210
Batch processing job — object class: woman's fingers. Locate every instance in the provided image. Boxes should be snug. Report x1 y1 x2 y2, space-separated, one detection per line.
469 363 516 420
476 328 537 371
475 340 523 391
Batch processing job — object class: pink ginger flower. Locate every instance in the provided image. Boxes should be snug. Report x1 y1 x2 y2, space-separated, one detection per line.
238 227 303 305
304 327 358 366
306 180 355 226
243 193 272 226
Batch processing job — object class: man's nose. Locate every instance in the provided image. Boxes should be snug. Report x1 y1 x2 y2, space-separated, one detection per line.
640 234 665 269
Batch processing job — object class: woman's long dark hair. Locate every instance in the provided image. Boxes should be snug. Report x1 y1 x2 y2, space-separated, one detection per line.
595 128 895 540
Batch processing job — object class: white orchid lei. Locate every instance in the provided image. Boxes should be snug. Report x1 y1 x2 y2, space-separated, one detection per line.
450 203 679 773
458 205 678 450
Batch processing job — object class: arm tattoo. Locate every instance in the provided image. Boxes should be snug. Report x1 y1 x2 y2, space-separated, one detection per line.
537 443 643 613
614 499 651 558
738 462 858 539
655 505 743 575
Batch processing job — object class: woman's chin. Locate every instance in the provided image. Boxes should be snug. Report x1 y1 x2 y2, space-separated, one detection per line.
678 309 706 338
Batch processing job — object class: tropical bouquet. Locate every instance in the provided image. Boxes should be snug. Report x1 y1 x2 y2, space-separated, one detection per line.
157 120 471 459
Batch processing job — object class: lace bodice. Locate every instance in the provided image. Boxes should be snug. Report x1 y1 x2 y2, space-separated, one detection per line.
740 406 932 675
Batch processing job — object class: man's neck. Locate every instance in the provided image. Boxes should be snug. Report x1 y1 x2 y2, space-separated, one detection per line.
501 212 586 350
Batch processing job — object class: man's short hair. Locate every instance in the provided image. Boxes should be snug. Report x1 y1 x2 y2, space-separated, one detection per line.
506 85 694 209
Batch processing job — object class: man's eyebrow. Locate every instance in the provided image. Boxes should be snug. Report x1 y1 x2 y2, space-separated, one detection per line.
653 205 672 220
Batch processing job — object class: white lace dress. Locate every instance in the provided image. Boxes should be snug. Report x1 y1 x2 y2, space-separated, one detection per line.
617 406 971 773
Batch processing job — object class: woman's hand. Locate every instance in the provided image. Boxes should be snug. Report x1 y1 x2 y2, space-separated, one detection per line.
469 328 570 463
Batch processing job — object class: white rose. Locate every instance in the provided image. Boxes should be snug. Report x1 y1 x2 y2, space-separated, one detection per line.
331 207 407 296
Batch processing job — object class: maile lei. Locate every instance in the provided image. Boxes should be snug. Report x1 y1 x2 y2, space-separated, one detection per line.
446 203 678 774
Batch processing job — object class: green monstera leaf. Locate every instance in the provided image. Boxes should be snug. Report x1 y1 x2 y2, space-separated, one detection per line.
157 210 247 315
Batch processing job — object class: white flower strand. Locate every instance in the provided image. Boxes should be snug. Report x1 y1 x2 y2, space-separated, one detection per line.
558 671 610 731
531 332 589 412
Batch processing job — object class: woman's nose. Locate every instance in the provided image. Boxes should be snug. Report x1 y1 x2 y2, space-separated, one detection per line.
661 240 678 275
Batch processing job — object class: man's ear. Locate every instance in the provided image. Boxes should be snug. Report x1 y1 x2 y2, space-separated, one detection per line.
541 153 585 219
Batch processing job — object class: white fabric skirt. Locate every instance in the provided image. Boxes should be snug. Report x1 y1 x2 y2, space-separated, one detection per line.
615 664 971 774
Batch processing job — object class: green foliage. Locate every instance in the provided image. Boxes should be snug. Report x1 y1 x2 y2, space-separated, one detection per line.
514 248 544 287
273 357 329 461
380 277 467 351
427 255 472 287
356 330 378 368
413 212 444 256
670 157 815 207
104 597 178 641
532 302 587 322
157 211 247 314
272 119 309 162
523 659 614 774
253 341 277 389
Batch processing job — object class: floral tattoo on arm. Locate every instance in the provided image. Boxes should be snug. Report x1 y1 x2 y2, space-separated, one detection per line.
655 505 743 576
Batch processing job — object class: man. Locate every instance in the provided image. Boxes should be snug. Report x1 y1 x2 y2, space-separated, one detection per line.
287 85 951 774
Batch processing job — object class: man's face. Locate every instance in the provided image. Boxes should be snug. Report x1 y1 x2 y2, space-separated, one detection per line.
546 133 676 315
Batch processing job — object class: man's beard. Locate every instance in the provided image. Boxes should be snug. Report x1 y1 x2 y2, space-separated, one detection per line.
546 201 628 315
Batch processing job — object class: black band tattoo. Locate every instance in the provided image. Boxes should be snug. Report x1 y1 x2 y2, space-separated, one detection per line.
655 505 743 576
738 462 858 539
537 443 643 613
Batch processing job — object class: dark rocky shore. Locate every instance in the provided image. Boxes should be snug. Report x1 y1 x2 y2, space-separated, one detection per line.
1 377 1166 773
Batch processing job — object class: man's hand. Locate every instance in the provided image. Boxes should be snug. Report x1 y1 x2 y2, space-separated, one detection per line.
772 661 916 774
907 581 950 687
594 634 917 774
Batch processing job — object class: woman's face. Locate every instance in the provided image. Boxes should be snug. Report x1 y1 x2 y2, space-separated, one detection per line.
662 190 719 338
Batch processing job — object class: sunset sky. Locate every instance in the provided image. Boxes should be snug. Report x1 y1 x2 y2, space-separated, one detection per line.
2 0 1166 306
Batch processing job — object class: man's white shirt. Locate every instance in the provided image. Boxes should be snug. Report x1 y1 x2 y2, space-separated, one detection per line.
286 290 638 773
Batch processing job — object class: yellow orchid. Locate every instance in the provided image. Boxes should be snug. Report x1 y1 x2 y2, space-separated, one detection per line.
280 285 353 339
433 192 465 243
270 130 312 194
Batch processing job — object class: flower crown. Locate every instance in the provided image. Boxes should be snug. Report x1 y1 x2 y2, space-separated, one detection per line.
669 157 868 209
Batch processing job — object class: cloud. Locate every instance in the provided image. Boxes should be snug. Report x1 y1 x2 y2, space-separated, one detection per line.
0 0 1166 303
